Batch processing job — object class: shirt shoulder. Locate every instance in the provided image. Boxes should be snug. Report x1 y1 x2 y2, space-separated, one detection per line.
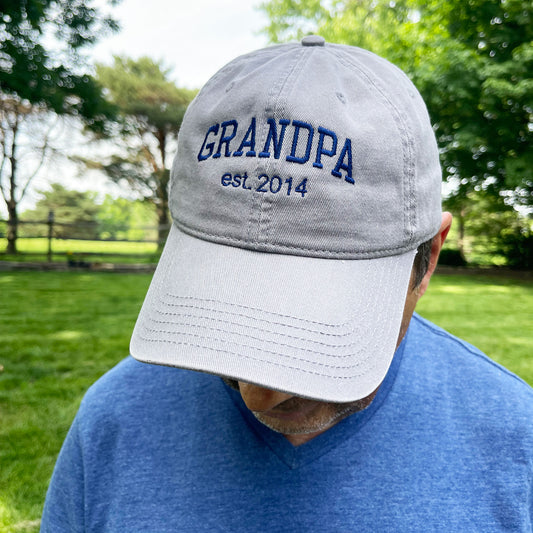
76 357 225 437
408 313 533 415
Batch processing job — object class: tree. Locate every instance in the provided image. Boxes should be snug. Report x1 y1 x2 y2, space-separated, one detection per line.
0 0 118 253
97 195 157 241
444 186 532 266
90 57 196 247
0 97 57 250
1 0 118 119
261 0 533 257
21 183 99 240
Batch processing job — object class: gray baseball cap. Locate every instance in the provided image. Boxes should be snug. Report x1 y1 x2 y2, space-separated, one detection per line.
130 36 442 402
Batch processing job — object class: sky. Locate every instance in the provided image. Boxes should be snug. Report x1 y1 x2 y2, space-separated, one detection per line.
91 0 270 89
3 0 271 217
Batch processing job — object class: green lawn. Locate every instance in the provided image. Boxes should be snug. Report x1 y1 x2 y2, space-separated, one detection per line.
1 271 532 532
0 237 160 264
2 237 159 254
0 272 151 533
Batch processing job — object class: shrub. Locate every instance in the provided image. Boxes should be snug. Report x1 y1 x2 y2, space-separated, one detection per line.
438 248 468 266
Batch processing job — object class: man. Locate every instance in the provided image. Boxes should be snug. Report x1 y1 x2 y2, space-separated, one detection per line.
41 36 532 531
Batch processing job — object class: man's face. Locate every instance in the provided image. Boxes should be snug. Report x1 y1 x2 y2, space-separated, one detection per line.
235 273 421 446
237 381 379 446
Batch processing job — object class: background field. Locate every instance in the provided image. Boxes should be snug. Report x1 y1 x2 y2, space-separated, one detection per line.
0 238 160 265
1 270 532 532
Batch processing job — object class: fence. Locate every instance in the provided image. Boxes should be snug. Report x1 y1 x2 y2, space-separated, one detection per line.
0 213 168 264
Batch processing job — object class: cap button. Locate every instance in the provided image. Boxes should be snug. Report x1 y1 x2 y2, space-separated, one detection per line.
301 35 325 47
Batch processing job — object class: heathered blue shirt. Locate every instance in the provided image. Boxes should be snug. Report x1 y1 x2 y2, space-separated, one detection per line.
41 314 533 532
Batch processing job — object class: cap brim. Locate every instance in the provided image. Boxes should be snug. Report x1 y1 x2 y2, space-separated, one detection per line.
130 225 416 402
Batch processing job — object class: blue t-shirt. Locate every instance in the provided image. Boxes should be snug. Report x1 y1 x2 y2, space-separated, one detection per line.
41 314 533 532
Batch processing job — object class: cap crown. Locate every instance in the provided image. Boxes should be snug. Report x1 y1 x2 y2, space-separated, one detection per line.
171 40 442 259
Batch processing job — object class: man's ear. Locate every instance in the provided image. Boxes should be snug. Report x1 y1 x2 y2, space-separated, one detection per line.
416 212 453 299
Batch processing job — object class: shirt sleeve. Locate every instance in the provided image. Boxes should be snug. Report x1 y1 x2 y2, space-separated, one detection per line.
40 415 86 533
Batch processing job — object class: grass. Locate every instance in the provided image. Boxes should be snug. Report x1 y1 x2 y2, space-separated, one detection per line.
0 237 160 264
0 271 151 533
0 271 532 532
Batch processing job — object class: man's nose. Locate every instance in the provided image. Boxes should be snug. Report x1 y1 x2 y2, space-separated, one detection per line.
238 382 293 412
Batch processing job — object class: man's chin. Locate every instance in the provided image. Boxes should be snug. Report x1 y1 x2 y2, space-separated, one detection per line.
251 402 363 436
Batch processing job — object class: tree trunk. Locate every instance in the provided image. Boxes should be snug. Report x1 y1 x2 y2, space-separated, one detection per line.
156 168 171 251
6 200 18 254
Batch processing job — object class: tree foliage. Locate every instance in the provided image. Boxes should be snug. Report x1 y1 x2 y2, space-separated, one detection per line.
22 183 100 239
96 195 157 241
20 186 159 242
446 187 532 266
0 0 118 127
90 56 196 246
0 0 119 252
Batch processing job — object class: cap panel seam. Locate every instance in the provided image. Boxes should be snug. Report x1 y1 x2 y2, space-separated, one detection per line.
262 47 315 247
252 47 308 247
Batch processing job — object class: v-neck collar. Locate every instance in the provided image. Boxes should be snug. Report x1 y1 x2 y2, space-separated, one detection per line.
223 330 407 469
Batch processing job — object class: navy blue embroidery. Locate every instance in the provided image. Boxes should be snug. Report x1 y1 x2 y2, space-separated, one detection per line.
313 127 337 169
332 139 353 183
213 120 238 158
256 174 270 192
198 117 354 184
233 117 257 157
221 173 308 197
197 124 220 161
269 175 283 193
221 172 252 189
258 118 290 159
286 120 314 164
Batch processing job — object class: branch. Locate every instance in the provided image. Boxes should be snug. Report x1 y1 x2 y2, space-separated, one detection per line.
0 123 8 203
18 115 58 202
8 111 20 204
140 142 160 174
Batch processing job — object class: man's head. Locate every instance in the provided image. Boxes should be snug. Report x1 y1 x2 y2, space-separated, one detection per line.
130 36 444 411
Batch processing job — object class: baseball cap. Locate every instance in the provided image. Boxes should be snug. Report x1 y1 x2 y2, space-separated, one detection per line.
130 35 442 403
